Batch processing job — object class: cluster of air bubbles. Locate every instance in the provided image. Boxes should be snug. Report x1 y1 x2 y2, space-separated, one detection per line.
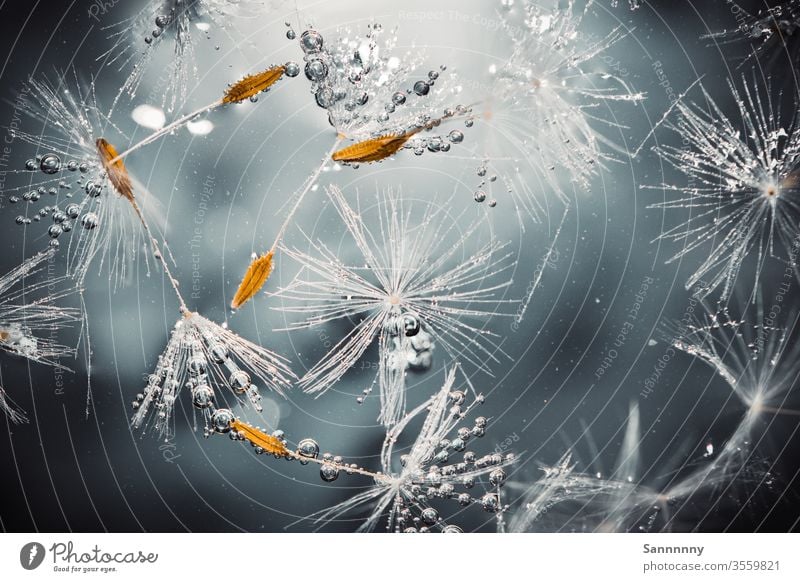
145 11 175 44
24 153 88 177
391 401 513 532
471 162 506 208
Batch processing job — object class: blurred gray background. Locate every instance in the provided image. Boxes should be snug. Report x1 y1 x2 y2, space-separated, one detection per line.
0 0 798 532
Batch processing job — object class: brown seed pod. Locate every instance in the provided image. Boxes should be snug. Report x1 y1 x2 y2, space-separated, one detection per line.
96 138 134 201
331 130 421 164
222 65 287 104
231 419 290 457
231 251 274 309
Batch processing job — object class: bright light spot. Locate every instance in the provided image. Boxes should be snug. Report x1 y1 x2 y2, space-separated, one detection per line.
195 22 210 31
187 119 214 135
131 104 166 130
704 442 714 457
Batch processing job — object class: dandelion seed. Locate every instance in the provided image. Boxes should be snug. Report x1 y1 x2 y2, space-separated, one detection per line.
300 368 515 532
5 74 159 287
668 298 800 447
131 311 295 439
295 23 473 161
100 0 280 112
274 185 516 426
488 0 644 216
509 403 771 532
230 24 473 306
229 419 290 457
703 1 800 68
0 248 80 423
105 63 291 165
231 252 274 309
648 74 800 302
222 65 287 104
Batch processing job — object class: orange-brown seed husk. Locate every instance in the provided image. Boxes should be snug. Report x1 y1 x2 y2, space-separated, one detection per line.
222 65 286 104
96 138 134 201
332 130 421 164
231 251 274 309
231 419 290 457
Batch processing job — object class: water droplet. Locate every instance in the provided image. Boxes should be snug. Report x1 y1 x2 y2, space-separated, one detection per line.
285 61 300 77
413 80 430 96
481 493 500 512
489 468 507 486
474 190 486 203
40 154 61 175
421 507 439 525
81 212 99 230
304 58 328 82
297 438 320 463
192 385 215 409
229 370 251 393
211 408 235 433
85 181 102 197
65 203 80 219
402 313 420 336
320 463 339 482
300 30 324 53
448 130 464 144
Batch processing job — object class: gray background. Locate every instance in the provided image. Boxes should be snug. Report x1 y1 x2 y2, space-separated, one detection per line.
0 0 798 532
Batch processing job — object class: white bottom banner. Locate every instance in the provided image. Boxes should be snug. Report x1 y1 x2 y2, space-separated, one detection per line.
0 533 797 581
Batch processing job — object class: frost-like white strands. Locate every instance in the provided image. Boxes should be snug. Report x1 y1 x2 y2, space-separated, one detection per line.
5 75 160 288
100 0 263 112
703 1 800 67
490 0 644 199
669 301 800 449
295 24 472 157
275 186 516 426
131 311 295 439
648 75 800 302
0 249 80 423
509 403 770 532
508 452 641 532
306 368 514 532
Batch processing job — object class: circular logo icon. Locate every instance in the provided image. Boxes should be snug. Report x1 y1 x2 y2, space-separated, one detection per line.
20 542 46 570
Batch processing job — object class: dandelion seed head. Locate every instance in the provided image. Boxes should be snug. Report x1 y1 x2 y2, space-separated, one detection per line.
132 312 295 438
8 75 149 287
481 0 642 220
307 369 515 532
703 1 800 66
649 75 800 301
102 0 272 111
275 185 515 426
293 23 473 158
